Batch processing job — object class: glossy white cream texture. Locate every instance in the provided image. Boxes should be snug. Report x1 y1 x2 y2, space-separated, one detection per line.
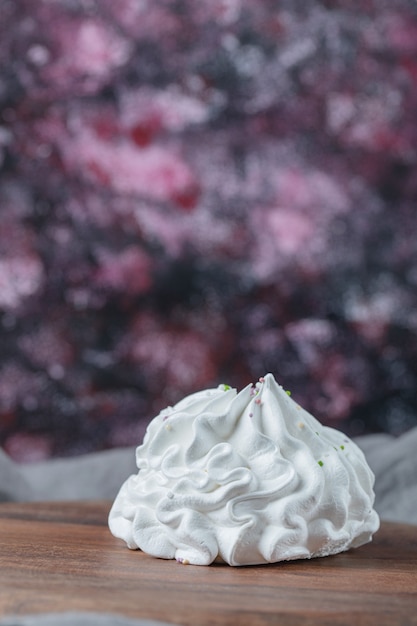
109 374 379 566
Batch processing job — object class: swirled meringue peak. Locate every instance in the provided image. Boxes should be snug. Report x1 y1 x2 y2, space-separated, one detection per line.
108 373 379 566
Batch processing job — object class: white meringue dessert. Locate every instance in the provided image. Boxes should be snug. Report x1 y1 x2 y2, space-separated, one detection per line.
108 373 379 566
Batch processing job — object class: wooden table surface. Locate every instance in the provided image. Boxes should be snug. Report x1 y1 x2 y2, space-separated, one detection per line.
0 501 416 626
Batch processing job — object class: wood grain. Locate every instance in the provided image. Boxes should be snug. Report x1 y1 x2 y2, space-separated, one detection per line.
0 501 416 626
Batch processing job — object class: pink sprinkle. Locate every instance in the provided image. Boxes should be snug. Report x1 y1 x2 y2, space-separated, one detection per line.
255 398 261 405
259 377 265 382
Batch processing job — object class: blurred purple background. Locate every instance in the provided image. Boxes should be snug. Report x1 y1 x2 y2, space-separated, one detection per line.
1 0 416 462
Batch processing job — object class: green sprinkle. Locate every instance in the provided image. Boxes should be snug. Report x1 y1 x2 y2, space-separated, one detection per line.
222 384 231 391
318 460 324 467
340 445 345 450
285 390 291 396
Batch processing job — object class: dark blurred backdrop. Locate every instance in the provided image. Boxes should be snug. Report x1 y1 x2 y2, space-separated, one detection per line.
1 0 416 461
